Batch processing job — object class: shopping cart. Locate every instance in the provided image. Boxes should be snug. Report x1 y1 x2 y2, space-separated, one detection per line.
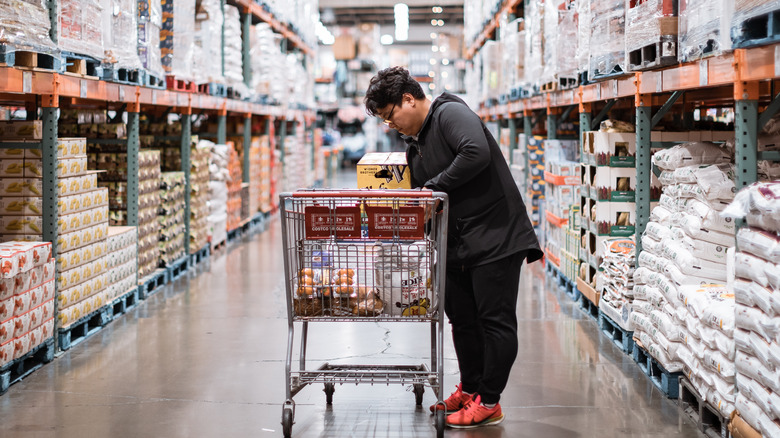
279 189 449 438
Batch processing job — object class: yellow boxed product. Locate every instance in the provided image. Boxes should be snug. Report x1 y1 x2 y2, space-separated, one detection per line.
0 198 42 216
0 121 42 140
0 216 43 234
0 138 86 159
57 304 82 329
57 283 83 309
357 152 412 189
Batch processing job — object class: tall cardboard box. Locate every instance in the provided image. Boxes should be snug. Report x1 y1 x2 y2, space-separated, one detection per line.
357 153 411 190
333 35 356 60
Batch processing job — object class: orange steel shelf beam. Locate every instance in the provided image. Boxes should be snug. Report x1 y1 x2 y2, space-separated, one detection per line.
480 46 780 120
0 66 308 119
465 0 522 60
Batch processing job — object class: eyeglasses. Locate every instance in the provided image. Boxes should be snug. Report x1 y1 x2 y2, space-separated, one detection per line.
381 103 397 125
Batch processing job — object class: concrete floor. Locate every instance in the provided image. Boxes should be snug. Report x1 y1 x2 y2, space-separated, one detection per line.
0 168 704 437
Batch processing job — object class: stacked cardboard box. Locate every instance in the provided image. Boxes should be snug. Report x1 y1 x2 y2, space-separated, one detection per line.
679 0 733 62
520 135 545 228
0 242 55 367
58 0 104 61
157 172 186 266
588 0 626 79
160 0 195 80
104 227 137 302
543 140 580 276
226 142 242 232
249 137 262 217
190 145 210 251
259 136 273 213
90 148 160 278
207 143 229 247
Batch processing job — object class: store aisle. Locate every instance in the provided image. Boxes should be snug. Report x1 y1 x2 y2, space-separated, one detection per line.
0 167 702 438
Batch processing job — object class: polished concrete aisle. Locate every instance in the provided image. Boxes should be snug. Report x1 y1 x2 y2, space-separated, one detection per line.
0 170 704 437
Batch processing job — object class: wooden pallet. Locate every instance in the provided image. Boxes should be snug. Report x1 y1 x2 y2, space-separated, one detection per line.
58 306 113 351
678 377 730 438
732 7 780 49
190 244 210 266
166 76 197 93
61 52 103 77
226 86 243 100
0 45 63 72
0 338 54 394
632 340 681 398
166 255 191 281
628 37 678 72
111 288 139 317
138 268 169 300
101 66 145 86
598 309 634 354
197 82 227 97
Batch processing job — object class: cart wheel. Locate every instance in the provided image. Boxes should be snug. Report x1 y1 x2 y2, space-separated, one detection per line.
413 384 425 406
435 409 445 437
282 408 294 438
324 383 335 405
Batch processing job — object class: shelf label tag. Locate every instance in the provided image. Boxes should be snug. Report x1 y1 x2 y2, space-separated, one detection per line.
80 80 87 98
775 46 780 77
152 90 157 105
656 76 663 93
119 87 125 101
596 83 601 100
612 81 618 97
22 72 32 93
699 60 708 86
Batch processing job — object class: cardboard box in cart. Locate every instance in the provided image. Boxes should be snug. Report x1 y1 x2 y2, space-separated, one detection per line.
357 153 412 190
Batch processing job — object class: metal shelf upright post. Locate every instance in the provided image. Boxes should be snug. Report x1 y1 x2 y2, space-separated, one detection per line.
217 106 227 145
180 104 192 254
508 116 517 165
635 86 651 256
734 50 760 189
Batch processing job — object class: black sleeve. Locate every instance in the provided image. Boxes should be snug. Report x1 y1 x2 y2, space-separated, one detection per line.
423 103 491 191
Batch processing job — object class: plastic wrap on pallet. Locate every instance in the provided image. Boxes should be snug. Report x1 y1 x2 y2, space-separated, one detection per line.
542 0 578 85
0 0 56 51
589 0 626 79
480 41 502 102
524 0 544 89
138 0 164 77
58 0 105 60
223 5 247 95
556 1 578 79
102 0 142 68
679 0 734 62
193 0 224 85
577 0 591 77
625 0 678 54
160 0 195 81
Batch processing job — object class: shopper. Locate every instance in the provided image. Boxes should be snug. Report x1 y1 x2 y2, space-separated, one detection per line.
364 67 543 428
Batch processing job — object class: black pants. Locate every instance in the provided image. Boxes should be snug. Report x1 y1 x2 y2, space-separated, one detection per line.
444 250 525 405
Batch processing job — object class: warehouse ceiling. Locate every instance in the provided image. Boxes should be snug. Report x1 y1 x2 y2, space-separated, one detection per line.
319 0 464 27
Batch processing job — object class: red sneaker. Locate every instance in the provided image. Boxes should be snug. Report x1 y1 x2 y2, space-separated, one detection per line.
429 383 472 414
445 395 504 428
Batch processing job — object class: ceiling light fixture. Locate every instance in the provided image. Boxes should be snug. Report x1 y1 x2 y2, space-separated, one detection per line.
381 34 394 45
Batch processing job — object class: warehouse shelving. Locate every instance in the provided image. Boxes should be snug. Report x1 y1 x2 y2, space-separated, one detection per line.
0 0 316 365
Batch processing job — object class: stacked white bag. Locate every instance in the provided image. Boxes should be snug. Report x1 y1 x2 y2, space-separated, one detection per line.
722 181 780 437
205 140 229 248
631 141 737 416
597 237 636 330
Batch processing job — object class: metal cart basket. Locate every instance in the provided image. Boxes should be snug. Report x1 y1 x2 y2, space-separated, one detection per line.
280 189 449 438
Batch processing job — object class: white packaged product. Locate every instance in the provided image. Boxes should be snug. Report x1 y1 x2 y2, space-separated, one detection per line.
669 232 731 264
652 142 732 170
649 205 674 225
664 263 718 286
672 225 734 249
737 351 766 384
633 267 652 285
736 394 768 437
752 281 780 317
650 309 684 342
645 221 673 241
767 262 780 290
640 235 663 256
735 252 771 287
758 361 780 394
631 299 656 316
660 240 727 281
733 279 773 315
702 348 736 381
736 304 775 342
736 227 780 263
637 251 668 273
697 324 735 360
685 199 736 234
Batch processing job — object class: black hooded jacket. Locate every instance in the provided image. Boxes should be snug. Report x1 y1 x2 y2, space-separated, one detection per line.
403 92 543 268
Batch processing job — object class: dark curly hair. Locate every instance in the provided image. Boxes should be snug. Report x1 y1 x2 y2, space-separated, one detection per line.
364 66 425 117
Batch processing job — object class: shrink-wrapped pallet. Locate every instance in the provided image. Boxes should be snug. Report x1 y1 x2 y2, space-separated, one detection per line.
0 0 55 51
138 0 164 77
102 0 142 68
524 0 544 89
160 0 195 80
193 0 224 85
58 0 104 60
679 0 734 62
588 0 625 79
732 0 780 48
542 0 578 86
625 0 678 70
223 5 247 95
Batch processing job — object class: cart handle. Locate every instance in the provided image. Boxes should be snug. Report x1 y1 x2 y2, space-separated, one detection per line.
290 189 436 198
